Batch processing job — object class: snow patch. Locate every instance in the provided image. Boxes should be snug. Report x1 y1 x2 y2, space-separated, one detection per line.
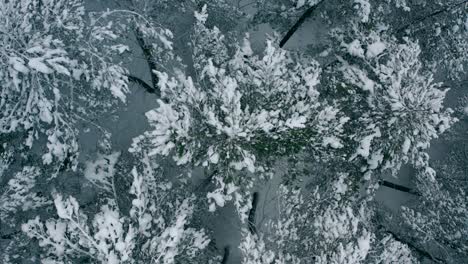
354 0 371 23
354 127 381 159
323 136 344 149
366 41 386 58
402 137 411 154
346 40 365 58
9 57 29 73
28 58 53 74
296 0 306 8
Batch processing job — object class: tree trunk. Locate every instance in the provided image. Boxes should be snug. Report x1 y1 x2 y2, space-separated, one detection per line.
221 246 230 264
127 75 156 94
379 180 420 196
248 192 259 235
133 28 160 96
279 0 325 48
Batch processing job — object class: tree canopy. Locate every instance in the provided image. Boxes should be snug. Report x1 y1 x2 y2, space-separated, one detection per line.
1 0 466 263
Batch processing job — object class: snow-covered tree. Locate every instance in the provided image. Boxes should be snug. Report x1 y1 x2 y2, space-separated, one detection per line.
0 1 179 260
249 1 458 181
400 172 468 263
0 0 173 171
379 0 468 81
0 166 51 226
239 173 416 263
1 0 86 170
328 30 456 177
20 155 209 263
0 1 465 263
394 120 468 263
130 6 348 217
